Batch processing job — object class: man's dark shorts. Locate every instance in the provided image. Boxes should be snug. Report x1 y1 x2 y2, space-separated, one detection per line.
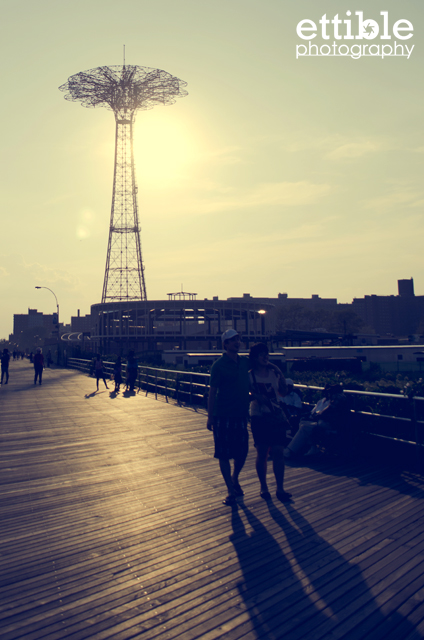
213 417 249 460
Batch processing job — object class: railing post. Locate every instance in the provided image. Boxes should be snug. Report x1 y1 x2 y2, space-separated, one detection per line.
176 375 180 405
412 396 421 468
204 377 209 409
145 368 149 397
45 359 424 467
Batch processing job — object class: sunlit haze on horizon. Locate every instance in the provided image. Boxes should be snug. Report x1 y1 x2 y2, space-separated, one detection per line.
0 0 422 338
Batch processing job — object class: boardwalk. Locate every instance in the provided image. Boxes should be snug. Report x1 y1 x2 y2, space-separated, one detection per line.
2 360 424 639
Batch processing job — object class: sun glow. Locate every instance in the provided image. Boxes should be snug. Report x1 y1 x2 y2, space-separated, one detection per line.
133 111 197 188
76 208 95 239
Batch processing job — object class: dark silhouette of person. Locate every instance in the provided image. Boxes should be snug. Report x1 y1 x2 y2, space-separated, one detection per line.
249 342 291 502
207 330 250 505
126 351 138 392
113 356 123 393
33 348 44 385
1 348 10 384
94 354 109 391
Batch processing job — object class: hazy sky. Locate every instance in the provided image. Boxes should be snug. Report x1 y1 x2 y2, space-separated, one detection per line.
0 0 423 337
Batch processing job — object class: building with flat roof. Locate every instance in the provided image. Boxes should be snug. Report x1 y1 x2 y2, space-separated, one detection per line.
89 296 276 354
352 278 424 337
10 308 57 352
87 280 424 354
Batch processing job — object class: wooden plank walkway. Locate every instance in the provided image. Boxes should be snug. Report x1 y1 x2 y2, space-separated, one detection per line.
2 361 424 639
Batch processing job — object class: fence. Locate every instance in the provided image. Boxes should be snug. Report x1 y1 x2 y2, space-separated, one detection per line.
296 384 424 464
67 358 424 465
67 358 209 406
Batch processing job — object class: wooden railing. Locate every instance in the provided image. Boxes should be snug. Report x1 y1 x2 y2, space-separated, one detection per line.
67 358 424 463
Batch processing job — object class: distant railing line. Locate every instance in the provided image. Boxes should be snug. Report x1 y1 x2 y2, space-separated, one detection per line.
67 358 424 459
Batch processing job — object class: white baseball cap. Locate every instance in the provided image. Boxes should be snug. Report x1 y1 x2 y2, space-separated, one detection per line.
221 329 239 344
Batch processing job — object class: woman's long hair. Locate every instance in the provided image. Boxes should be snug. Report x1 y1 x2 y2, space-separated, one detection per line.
249 342 268 368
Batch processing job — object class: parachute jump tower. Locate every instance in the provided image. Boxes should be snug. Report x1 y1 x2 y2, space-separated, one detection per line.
59 65 188 302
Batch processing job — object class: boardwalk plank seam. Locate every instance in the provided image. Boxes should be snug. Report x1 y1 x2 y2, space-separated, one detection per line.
1 362 424 640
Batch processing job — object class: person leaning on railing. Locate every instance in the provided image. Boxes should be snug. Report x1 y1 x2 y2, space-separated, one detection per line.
126 351 138 392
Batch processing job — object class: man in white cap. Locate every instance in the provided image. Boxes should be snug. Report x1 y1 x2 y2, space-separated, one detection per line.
207 329 250 505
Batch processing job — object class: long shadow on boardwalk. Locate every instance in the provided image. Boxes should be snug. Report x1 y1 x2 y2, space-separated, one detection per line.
229 499 422 640
298 457 424 502
268 502 421 639
228 503 331 639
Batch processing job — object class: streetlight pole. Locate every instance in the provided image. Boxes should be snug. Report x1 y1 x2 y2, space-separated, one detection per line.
35 286 60 364
258 309 267 346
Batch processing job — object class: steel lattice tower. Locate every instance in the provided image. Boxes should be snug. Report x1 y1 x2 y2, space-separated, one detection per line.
59 65 188 302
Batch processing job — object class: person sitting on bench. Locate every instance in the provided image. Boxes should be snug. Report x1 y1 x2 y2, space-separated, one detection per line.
284 384 347 457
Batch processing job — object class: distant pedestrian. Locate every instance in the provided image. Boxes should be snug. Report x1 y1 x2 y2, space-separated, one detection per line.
207 329 250 506
47 350 52 368
126 351 138 392
1 348 10 385
113 356 122 393
94 354 109 391
33 348 44 385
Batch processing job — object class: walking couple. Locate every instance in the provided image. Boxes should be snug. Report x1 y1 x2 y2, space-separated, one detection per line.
207 329 292 506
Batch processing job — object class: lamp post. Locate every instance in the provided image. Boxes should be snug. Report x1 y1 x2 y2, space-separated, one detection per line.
258 309 266 339
251 309 268 349
35 286 60 364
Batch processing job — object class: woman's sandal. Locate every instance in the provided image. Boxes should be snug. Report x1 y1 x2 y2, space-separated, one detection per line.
276 490 292 503
260 491 272 500
222 495 237 506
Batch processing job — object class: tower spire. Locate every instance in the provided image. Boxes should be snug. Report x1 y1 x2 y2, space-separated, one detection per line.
59 64 188 303
102 111 147 301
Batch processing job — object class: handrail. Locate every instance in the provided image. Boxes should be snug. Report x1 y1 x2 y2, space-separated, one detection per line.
66 357 424 401
295 383 409 400
66 358 424 459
